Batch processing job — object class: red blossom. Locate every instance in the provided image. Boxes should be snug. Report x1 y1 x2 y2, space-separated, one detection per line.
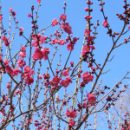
72 37 79 44
15 89 22 95
69 119 75 127
19 52 26 58
51 39 59 45
82 72 93 84
43 73 50 79
12 68 21 76
0 14 3 21
37 0 41 4
32 35 39 47
103 19 108 28
33 48 43 60
32 34 47 46
19 51 26 58
62 69 69 77
87 36 95 44
17 59 26 68
19 46 26 58
87 93 96 105
67 43 74 51
7 83 11 89
2 36 10 46
66 109 77 118
4 59 9 65
23 66 34 85
61 23 72 34
51 39 65 45
39 35 47 44
60 14 67 21
41 48 50 60
23 66 34 77
60 77 72 87
83 102 87 108
84 8 90 12
59 39 65 45
84 29 91 36
87 0 93 5
21 46 26 51
85 15 92 20
52 19 58 26
25 76 34 85
50 76 61 88
5 65 13 75
0 55 2 62
81 45 90 56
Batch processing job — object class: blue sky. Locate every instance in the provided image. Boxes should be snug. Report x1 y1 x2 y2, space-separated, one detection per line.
1 0 130 129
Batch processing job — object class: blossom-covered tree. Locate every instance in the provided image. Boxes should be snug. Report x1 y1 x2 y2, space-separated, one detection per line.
0 0 130 129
